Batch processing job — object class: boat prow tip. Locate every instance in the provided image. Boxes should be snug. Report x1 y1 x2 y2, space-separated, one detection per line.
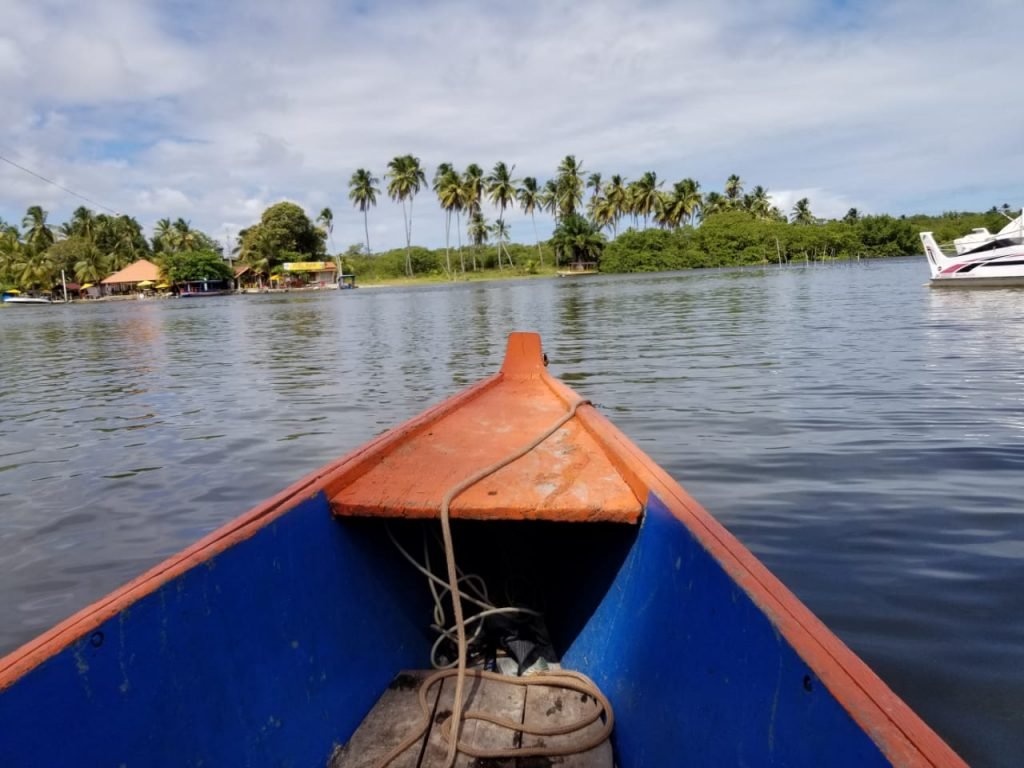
500 331 546 379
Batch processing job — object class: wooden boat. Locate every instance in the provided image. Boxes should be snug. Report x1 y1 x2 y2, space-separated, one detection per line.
0 333 965 767
556 261 599 277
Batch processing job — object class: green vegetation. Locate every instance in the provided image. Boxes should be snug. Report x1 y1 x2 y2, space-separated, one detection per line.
0 205 235 292
342 242 549 283
160 250 233 284
601 212 919 271
1 153 1016 295
235 202 326 286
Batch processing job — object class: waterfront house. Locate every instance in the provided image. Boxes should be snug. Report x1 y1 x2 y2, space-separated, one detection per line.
100 259 161 296
282 261 337 288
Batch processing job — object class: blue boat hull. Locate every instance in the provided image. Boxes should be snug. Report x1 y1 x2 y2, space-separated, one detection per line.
0 333 963 766
1 491 905 767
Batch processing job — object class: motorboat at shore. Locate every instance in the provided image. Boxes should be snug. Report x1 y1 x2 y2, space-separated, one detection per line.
1 294 53 305
921 209 1024 287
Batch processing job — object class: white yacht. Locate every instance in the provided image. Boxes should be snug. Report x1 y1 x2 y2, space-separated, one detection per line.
921 210 1024 287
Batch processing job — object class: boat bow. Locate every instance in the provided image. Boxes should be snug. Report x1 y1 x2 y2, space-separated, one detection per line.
329 333 643 522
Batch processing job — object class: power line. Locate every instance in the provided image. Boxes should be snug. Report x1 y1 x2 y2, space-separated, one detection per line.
0 152 122 216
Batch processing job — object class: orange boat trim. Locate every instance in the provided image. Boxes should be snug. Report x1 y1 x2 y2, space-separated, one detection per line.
330 347 642 522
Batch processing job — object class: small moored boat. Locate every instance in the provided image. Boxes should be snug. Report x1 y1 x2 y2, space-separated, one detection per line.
556 261 599 277
0 333 965 767
1 293 52 305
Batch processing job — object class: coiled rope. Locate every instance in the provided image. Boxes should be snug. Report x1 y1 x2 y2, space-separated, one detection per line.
377 398 614 768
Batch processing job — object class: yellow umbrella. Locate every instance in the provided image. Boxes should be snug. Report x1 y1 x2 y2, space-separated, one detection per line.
80 283 94 289
155 283 171 290
4 288 21 295
137 280 155 287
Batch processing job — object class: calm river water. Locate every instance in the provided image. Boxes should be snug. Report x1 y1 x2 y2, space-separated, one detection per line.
2 258 1022 765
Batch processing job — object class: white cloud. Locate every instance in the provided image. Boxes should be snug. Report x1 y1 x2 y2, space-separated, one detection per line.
1 0 1022 248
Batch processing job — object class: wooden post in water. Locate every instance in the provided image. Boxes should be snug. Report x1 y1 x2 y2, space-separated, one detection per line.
61 270 68 303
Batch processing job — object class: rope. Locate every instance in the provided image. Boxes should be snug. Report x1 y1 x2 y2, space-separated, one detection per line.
385 527 540 670
377 397 614 768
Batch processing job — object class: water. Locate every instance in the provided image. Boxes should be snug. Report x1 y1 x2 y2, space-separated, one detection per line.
2 258 1022 765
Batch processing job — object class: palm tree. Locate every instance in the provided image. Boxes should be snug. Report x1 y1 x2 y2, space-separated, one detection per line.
239 227 276 288
748 186 772 220
633 172 662 228
170 218 197 252
655 191 679 228
153 218 173 252
317 208 334 252
625 181 641 229
73 244 109 285
589 194 616 234
348 168 380 258
555 155 585 218
703 191 728 216
468 210 488 270
604 175 628 236
539 178 558 220
453 178 469 274
725 174 744 205
13 248 56 290
485 161 518 270
490 220 512 269
434 163 460 277
516 177 544 266
69 206 97 241
106 216 145 269
551 214 605 268
22 206 54 253
587 172 603 201
462 165 485 269
463 163 484 216
791 198 814 225
386 155 427 276
0 227 22 287
662 178 702 227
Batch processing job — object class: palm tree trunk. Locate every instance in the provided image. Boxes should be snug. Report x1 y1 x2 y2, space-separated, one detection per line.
402 198 412 276
496 211 504 272
444 210 452 279
456 211 465 274
531 212 543 266
364 210 371 257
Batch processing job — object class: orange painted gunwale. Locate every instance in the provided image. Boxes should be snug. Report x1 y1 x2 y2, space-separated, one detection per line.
0 332 969 767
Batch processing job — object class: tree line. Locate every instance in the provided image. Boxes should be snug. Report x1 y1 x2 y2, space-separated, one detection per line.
342 157 791 277
0 206 230 291
2 153 1015 291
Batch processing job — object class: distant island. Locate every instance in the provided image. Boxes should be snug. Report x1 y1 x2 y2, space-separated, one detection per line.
0 154 1015 295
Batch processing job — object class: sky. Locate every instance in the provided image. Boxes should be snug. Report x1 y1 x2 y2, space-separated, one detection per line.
1 0 1022 251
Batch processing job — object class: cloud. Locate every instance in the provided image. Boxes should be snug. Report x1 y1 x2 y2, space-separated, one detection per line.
1 0 1022 249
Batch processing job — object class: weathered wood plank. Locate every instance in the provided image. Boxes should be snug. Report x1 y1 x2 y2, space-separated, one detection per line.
519 682 613 767
420 674 526 768
329 671 440 768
